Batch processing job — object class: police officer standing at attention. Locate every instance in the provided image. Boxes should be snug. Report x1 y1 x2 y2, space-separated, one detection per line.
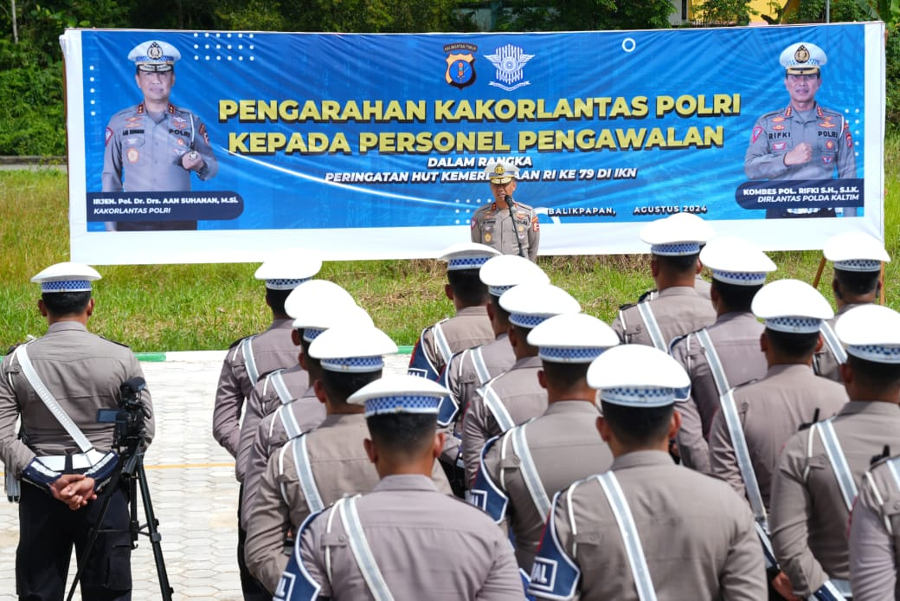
0 262 154 600
471 160 540 261
469 313 617 571
744 42 857 218
529 344 766 600
814 231 890 382
408 243 499 381
212 252 322 601
278 375 524 601
708 279 848 600
847 308 900 598
244 326 451 593
102 40 219 231
770 304 900 599
461 282 580 485
670 236 776 473
438 254 549 494
612 212 716 350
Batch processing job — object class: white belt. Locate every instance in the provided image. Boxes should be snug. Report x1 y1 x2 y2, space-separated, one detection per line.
37 449 105 471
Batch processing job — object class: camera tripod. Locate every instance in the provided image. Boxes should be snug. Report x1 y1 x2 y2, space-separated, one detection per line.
67 442 173 601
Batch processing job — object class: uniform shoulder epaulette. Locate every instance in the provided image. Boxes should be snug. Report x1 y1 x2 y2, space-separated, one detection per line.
759 107 791 121
5 342 23 355
227 336 249 350
98 336 131 349
669 332 690 350
637 288 657 303
618 302 636 312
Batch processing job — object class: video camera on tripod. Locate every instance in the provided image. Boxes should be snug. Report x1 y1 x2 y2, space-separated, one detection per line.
96 377 150 450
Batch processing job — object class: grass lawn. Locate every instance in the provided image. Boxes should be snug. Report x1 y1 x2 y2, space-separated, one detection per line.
1 136 897 351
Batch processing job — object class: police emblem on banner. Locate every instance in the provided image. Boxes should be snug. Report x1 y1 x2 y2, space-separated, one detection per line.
444 43 477 89
485 44 535 91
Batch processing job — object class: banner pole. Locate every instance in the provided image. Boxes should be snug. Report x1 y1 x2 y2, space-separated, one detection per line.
812 257 827 290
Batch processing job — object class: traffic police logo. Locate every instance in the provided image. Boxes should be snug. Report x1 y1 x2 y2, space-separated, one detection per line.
484 44 535 92
794 45 810 64
127 148 140 163
751 126 763 144
773 142 787 151
147 42 164 61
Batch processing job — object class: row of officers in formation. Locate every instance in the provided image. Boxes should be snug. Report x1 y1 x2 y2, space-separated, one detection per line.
1 213 899 600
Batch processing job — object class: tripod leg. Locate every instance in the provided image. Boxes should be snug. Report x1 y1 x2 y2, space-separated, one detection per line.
136 461 174 601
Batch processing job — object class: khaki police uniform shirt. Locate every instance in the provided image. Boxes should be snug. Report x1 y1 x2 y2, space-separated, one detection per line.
462 355 547 487
296 474 524 600
241 386 325 531
236 364 309 483
212 319 298 461
611 286 716 349
409 306 495 379
102 102 218 193
744 104 856 181
849 456 900 600
480 401 613 570
0 321 154 478
470 199 540 261
709 363 848 510
440 333 515 465
770 401 900 596
531 451 766 600
244 413 451 592
671 312 767 474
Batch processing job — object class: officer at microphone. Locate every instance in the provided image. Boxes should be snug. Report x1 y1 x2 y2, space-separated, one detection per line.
470 160 540 261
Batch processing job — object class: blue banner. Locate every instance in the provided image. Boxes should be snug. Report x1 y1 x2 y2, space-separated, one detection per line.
62 24 884 264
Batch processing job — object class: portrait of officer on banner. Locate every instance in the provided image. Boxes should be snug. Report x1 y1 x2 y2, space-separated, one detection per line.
743 42 860 219
101 40 219 231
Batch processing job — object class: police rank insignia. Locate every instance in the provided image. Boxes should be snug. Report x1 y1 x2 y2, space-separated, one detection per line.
444 43 477 90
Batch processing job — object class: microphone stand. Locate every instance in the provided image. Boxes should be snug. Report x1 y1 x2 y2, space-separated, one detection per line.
504 195 526 259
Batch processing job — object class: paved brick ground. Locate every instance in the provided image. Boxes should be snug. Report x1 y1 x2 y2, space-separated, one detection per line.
0 353 408 600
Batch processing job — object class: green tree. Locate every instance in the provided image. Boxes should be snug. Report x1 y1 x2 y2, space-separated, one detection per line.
490 0 674 31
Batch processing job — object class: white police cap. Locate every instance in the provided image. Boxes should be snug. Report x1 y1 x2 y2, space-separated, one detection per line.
480 255 550 297
752 279 833 333
128 40 181 72
255 252 323 290
824 231 889 273
780 42 827 75
499 283 581 329
700 236 776 286
527 313 619 364
836 304 900 364
285 280 355 322
32 262 101 293
439 242 501 271
293 301 375 342
640 213 715 256
587 345 690 408
485 160 519 185
348 374 449 417
309 325 398 373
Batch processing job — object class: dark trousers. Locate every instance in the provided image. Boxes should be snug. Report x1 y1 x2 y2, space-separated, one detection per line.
237 484 270 600
17 482 132 601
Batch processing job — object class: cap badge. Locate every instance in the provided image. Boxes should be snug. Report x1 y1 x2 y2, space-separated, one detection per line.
494 164 505 175
147 42 164 60
794 45 810 64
